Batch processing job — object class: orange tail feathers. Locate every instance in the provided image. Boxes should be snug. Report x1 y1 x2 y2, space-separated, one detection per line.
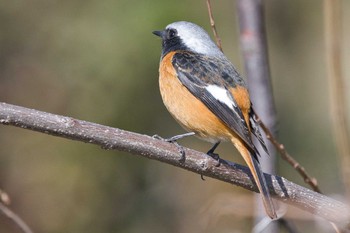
231 138 277 219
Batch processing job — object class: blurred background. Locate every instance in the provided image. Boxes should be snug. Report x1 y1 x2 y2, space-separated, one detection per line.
0 0 349 232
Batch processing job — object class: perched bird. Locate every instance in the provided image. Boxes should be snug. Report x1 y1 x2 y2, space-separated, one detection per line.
153 21 277 219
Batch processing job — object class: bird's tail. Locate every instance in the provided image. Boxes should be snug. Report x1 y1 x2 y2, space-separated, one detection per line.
250 153 277 219
232 139 277 219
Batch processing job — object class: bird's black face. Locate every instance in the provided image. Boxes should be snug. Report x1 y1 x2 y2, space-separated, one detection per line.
153 28 188 58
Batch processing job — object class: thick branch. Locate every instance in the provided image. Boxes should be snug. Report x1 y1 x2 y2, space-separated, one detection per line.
0 102 349 226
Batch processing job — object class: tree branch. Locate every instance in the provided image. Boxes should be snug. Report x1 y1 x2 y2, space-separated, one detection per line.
255 115 321 193
0 102 349 227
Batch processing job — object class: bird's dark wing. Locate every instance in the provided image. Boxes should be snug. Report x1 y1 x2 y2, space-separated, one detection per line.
249 107 269 154
172 51 259 156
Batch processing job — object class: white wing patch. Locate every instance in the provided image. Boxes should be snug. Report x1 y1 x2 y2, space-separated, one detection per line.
206 85 236 110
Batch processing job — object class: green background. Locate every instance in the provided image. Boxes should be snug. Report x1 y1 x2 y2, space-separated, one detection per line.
0 0 349 232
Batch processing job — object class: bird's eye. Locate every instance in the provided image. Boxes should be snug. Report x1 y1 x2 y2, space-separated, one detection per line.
167 29 177 39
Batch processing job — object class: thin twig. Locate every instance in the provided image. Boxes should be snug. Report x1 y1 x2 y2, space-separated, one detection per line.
255 114 321 193
324 0 350 200
206 0 223 51
0 203 34 233
330 222 343 233
0 102 349 228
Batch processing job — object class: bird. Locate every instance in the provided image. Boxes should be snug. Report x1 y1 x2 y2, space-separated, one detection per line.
153 21 277 219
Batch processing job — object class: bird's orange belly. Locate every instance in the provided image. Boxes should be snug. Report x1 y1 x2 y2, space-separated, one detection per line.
159 53 233 143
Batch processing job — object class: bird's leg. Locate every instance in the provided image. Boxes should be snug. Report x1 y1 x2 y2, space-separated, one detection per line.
152 132 195 162
200 141 222 180
207 141 221 166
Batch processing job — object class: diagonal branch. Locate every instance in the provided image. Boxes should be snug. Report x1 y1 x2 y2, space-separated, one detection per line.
0 203 33 233
0 102 349 227
255 115 321 193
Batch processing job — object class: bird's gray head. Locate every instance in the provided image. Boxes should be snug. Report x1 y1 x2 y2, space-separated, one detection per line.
153 21 223 58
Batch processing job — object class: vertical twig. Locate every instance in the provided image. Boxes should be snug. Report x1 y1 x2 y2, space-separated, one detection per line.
324 0 350 200
206 0 223 51
235 1 278 231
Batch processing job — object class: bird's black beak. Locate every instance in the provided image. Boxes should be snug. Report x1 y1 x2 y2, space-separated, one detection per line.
152 30 164 38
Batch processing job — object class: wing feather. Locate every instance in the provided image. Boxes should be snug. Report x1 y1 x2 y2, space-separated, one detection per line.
172 52 260 156
250 108 269 154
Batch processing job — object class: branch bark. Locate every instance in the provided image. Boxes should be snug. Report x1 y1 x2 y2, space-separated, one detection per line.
0 102 349 227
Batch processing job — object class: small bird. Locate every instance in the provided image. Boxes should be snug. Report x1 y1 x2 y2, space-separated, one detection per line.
153 21 277 219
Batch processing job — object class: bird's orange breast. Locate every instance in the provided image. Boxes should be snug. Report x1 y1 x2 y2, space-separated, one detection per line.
159 52 235 143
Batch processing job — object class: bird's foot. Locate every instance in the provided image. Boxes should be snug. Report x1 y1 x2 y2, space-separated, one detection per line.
152 132 195 162
206 142 221 167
